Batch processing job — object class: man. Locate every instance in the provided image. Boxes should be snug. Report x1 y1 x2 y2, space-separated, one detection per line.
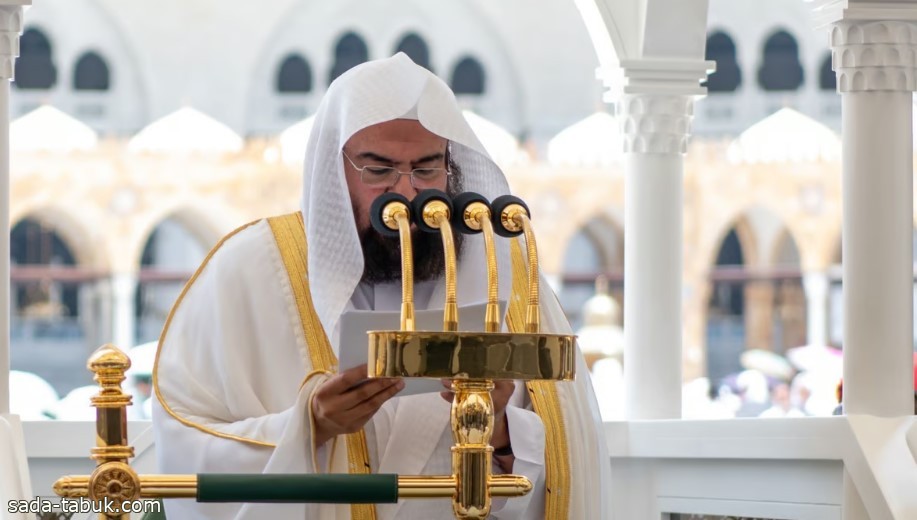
153 53 609 519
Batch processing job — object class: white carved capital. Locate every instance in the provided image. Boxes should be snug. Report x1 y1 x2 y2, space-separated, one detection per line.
617 94 694 155
598 58 714 101
830 20 917 92
806 0 917 28
0 6 23 81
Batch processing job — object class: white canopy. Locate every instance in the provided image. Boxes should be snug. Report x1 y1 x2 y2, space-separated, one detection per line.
129 107 244 154
727 108 841 164
461 110 523 166
547 111 623 167
278 115 316 166
11 105 98 153
45 385 97 421
127 341 158 377
9 371 58 421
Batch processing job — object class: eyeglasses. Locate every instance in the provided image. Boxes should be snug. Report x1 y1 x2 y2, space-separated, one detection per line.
343 151 451 189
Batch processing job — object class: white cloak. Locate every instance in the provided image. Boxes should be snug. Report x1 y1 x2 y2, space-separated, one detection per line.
152 219 610 519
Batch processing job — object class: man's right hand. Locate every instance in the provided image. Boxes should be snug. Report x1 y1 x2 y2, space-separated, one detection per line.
311 364 405 447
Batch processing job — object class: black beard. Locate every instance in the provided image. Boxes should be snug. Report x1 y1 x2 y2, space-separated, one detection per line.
360 226 465 284
358 154 466 285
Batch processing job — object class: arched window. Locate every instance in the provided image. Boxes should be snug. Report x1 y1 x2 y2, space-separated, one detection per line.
706 227 747 384
329 32 369 84
713 229 745 315
11 218 78 318
705 31 741 93
14 28 56 90
757 29 804 91
136 216 209 344
819 52 836 91
73 51 110 91
276 54 312 93
395 33 431 71
450 56 485 95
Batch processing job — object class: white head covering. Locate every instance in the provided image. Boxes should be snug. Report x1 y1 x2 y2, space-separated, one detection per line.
301 53 514 339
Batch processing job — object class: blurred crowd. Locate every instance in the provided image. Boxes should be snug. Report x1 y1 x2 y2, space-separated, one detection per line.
8 342 156 421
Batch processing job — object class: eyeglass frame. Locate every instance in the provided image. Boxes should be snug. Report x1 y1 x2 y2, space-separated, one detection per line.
342 149 453 189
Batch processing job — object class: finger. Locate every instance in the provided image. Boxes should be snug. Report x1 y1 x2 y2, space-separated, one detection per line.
350 379 406 419
342 378 402 410
492 380 516 412
320 364 370 395
339 364 372 388
441 379 452 390
440 391 454 403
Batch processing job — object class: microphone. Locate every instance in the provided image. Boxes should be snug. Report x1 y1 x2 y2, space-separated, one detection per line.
369 193 415 331
491 195 539 333
452 192 501 333
412 189 458 332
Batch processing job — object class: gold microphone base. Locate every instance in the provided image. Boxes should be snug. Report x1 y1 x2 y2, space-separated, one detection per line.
367 330 576 381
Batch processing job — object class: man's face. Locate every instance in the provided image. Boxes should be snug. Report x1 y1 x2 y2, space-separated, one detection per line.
342 119 462 284
343 119 449 232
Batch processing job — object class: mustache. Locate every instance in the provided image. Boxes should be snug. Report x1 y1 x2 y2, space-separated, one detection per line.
359 225 464 284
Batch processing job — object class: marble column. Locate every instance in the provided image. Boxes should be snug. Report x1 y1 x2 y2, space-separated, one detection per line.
111 273 138 351
0 2 27 415
612 60 709 419
833 20 915 418
802 270 829 348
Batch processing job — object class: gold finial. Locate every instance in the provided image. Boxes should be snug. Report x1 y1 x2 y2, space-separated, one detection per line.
87 344 133 409
87 343 131 374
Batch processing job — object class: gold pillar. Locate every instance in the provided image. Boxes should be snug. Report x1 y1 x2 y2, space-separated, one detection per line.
85 344 141 519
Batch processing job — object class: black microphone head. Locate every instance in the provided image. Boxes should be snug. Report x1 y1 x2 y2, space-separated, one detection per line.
491 194 529 238
369 193 411 238
451 192 490 235
411 189 453 233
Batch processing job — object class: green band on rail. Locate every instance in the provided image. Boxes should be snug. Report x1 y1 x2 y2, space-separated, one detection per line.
197 474 399 504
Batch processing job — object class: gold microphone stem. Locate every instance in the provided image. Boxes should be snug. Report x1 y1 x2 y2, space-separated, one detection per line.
395 210 415 331
451 380 495 519
423 199 458 332
435 214 459 332
516 214 540 334
479 216 501 333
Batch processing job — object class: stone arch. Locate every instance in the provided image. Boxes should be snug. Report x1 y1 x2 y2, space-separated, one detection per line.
10 216 81 320
11 203 103 270
558 213 624 330
127 201 243 273
702 211 759 275
770 227 802 267
704 217 753 386
564 213 625 272
769 227 807 351
133 209 221 344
